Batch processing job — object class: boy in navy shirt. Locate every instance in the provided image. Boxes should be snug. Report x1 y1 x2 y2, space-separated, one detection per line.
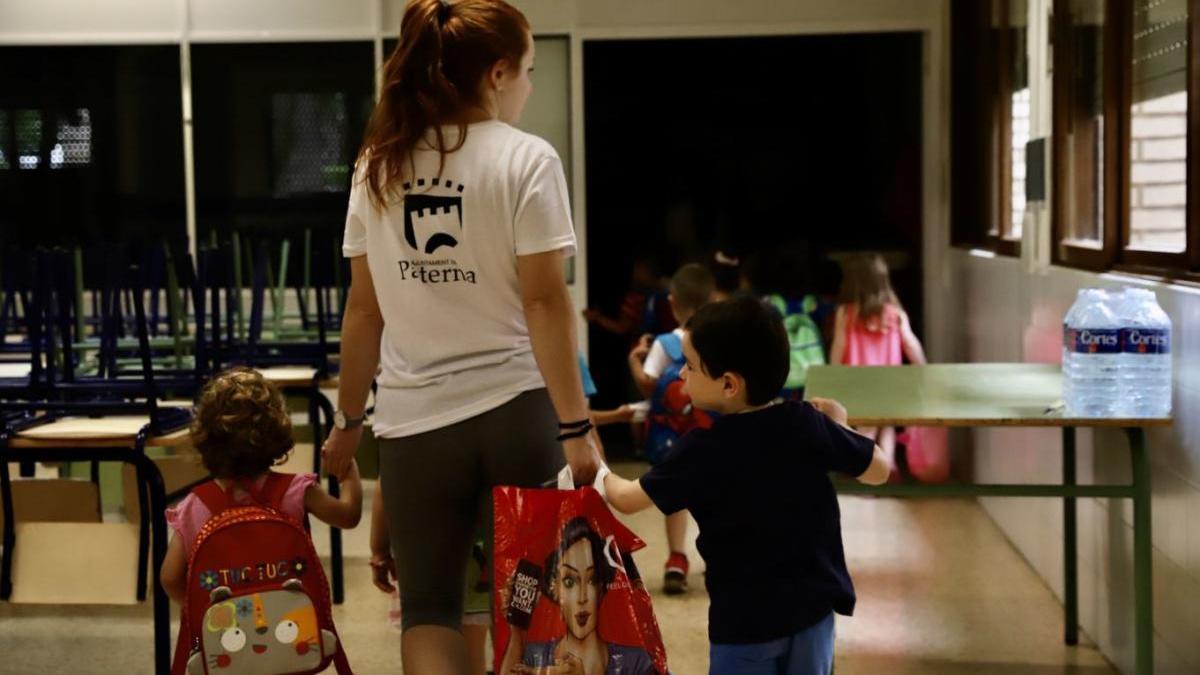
597 295 890 675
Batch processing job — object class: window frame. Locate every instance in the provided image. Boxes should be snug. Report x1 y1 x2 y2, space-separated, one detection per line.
990 0 1027 257
1052 0 1122 271
1116 0 1200 272
1053 0 1200 276
950 0 1028 255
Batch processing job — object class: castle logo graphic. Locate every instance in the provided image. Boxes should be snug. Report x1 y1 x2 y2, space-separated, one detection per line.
398 177 477 285
402 177 465 255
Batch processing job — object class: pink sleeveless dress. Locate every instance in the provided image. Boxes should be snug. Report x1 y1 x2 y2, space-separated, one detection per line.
840 303 903 366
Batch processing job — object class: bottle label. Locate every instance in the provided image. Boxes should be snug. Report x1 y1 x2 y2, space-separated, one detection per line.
1121 328 1170 355
1074 328 1121 354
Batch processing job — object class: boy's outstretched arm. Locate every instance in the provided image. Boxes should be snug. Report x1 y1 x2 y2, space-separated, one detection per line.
858 446 891 485
810 397 891 485
602 471 655 514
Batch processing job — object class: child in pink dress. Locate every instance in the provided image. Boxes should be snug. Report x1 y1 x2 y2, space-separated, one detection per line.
830 255 927 479
160 368 363 604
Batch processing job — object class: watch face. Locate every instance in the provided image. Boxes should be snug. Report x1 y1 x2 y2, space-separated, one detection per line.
334 410 346 429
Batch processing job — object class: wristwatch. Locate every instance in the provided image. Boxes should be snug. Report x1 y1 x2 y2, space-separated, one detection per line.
333 410 366 431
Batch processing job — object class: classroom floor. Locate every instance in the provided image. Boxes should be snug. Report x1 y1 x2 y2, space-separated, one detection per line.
0 461 1119 674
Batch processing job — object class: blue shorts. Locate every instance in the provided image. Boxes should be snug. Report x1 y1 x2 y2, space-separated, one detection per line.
709 612 835 675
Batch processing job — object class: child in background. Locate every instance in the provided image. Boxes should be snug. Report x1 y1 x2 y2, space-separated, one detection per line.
161 368 363 604
810 254 843 351
582 256 674 346
708 249 743 302
750 242 827 400
600 296 891 675
627 262 715 595
830 254 927 478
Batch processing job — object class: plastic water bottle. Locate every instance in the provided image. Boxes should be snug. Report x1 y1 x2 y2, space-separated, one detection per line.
1061 289 1097 406
1067 290 1121 417
1116 288 1172 417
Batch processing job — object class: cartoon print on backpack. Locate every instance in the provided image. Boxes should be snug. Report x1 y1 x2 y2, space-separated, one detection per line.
188 579 338 675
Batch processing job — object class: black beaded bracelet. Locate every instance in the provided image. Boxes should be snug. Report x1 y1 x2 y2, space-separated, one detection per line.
558 417 591 430
556 423 593 441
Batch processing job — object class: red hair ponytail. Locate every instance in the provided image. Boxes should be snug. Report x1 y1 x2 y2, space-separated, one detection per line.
357 0 529 208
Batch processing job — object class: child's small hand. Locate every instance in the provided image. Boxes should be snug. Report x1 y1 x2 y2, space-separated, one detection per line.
629 334 653 361
369 553 396 593
810 397 849 426
616 404 635 423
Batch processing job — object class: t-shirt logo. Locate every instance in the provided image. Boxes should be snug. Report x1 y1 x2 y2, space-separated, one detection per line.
396 177 478 285
402 178 465 255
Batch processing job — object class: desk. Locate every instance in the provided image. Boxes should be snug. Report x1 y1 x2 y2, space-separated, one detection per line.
805 363 1170 675
1 417 190 675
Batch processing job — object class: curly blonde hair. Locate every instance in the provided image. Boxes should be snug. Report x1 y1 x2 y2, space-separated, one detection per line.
190 367 294 479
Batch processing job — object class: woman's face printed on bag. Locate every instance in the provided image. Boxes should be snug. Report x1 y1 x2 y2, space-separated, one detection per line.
555 539 600 639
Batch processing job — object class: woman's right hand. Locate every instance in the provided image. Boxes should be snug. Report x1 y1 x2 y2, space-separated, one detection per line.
562 433 602 486
321 426 363 481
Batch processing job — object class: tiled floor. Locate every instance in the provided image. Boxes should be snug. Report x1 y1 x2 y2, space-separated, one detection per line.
0 463 1120 674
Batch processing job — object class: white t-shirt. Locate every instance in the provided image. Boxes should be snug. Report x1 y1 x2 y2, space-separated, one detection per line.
642 328 686 380
342 120 576 438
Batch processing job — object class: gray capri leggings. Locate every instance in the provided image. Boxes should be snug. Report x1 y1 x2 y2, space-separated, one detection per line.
377 388 565 631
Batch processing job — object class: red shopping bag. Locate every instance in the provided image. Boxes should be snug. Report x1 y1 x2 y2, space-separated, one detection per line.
493 485 668 674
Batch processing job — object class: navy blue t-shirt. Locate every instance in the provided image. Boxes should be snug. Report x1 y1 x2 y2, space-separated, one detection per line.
640 400 875 645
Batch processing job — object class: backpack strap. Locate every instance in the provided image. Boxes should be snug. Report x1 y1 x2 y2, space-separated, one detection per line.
171 612 192 674
258 472 295 511
192 480 230 515
657 332 683 362
235 472 294 511
193 473 294 515
332 642 354 674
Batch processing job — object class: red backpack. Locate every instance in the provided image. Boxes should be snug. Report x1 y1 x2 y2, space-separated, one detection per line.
171 473 352 675
645 332 713 464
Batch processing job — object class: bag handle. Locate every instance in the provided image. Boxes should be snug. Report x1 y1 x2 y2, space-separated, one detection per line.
556 464 611 497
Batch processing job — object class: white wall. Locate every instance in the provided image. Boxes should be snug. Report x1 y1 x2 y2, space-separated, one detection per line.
939 2 1200 673
0 0 181 44
951 252 1200 675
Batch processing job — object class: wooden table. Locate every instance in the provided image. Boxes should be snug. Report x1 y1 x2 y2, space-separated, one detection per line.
805 363 1170 675
1 416 193 675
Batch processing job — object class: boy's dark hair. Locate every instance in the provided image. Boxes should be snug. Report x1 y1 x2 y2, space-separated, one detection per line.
190 367 294 479
670 263 715 313
686 296 790 406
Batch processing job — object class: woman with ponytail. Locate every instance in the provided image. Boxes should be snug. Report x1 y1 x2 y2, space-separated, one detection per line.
322 1 602 672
